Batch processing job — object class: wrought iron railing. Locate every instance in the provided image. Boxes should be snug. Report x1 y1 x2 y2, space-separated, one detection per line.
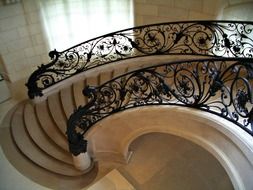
66 58 253 155
26 21 253 99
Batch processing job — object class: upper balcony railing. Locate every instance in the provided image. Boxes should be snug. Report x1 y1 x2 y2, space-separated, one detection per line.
26 21 253 99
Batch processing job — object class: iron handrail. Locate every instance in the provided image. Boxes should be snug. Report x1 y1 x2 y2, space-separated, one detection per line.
26 21 253 99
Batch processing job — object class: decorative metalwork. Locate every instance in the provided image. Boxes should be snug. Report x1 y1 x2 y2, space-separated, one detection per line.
66 58 253 155
26 21 253 98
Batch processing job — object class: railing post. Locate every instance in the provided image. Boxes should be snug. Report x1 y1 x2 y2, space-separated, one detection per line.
67 106 95 171
68 136 93 171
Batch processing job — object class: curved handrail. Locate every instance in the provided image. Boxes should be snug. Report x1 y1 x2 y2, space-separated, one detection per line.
26 21 253 98
66 58 253 155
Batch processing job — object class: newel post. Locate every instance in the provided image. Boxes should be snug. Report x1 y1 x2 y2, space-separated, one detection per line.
67 133 92 171
66 86 97 171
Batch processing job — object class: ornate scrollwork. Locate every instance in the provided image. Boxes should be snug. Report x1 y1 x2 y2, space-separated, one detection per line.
26 21 253 98
66 58 253 155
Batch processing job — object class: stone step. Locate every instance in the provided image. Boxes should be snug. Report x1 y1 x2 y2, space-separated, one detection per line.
24 102 73 165
83 79 88 105
60 85 76 118
47 93 67 136
86 75 99 87
10 104 84 176
35 100 69 152
99 71 113 84
113 67 128 78
0 105 119 188
1 125 99 190
1 101 20 129
73 79 86 108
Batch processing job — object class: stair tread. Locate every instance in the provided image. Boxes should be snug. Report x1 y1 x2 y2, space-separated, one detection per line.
60 85 76 118
24 102 73 165
0 102 112 189
47 93 67 136
35 100 69 152
0 101 20 129
113 67 128 78
73 79 86 108
99 71 112 84
86 76 99 87
1 127 99 190
11 104 84 176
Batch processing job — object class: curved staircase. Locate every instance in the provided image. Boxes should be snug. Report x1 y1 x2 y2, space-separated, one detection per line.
1 21 253 189
2 55 253 189
1 55 176 188
1 64 134 189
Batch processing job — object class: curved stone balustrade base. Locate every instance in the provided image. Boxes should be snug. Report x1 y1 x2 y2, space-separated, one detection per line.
86 106 253 190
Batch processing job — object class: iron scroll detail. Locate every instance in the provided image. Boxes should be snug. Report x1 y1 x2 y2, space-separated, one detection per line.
66 58 253 155
66 86 97 155
26 21 253 99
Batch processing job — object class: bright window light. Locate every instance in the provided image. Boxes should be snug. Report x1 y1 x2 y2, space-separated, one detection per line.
39 0 134 51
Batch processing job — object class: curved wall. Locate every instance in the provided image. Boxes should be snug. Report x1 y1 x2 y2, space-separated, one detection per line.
86 106 253 190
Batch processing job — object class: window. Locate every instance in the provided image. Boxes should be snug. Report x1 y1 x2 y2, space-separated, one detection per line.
222 2 253 21
39 0 134 50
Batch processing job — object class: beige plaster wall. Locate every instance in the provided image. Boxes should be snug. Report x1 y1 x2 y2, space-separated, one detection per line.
134 0 253 26
0 0 49 82
0 0 252 82
134 0 226 25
